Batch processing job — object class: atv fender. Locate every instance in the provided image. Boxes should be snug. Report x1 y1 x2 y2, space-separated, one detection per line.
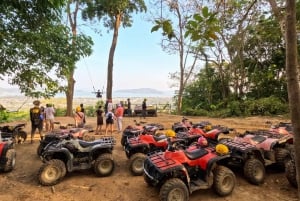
42 148 71 164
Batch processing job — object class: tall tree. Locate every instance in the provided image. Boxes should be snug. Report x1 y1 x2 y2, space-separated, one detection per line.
150 0 219 114
0 0 68 97
0 0 92 101
64 0 93 116
269 0 300 198
82 0 146 100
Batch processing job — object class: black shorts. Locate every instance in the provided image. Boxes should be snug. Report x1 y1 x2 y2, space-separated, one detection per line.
106 118 114 124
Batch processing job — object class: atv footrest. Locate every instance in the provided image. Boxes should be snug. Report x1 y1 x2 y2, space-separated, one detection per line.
190 179 209 192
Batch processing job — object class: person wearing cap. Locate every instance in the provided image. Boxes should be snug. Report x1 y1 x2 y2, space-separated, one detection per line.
142 98 147 119
29 100 44 143
74 106 85 128
115 103 124 132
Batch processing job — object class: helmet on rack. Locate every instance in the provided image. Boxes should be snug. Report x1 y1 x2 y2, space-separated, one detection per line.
165 129 176 137
197 136 208 147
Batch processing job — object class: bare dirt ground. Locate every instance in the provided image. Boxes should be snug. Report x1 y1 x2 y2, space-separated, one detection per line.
0 114 298 201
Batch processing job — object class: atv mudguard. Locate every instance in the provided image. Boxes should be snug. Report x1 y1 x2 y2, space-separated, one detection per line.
42 146 72 163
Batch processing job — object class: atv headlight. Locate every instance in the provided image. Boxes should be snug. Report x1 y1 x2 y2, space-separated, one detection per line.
216 144 229 155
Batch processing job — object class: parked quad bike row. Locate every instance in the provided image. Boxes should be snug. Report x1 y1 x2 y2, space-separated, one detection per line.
0 120 297 201
120 119 297 200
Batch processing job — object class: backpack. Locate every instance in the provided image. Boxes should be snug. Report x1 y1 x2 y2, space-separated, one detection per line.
107 112 113 120
31 107 41 126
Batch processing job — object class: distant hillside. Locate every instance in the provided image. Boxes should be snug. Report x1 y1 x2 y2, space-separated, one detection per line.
0 87 174 98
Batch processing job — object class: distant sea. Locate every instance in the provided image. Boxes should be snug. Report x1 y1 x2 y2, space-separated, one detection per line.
0 87 175 112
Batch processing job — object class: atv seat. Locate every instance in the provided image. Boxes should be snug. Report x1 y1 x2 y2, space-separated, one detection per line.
78 140 104 148
185 148 208 160
250 135 266 144
153 135 166 141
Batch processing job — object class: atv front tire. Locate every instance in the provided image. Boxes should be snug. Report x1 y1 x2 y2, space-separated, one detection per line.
243 158 265 185
285 159 297 188
159 178 189 201
37 144 44 156
3 148 16 172
38 159 64 186
213 165 236 196
94 153 114 177
129 153 146 176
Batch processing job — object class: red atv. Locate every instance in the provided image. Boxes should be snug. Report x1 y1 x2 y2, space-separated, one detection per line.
0 136 16 173
143 139 236 201
218 129 293 185
121 120 164 146
124 131 186 176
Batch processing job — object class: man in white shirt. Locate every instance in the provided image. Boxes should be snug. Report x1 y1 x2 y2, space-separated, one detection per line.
44 104 56 131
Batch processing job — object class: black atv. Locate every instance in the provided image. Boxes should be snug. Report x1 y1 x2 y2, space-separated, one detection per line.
0 135 16 172
0 123 27 144
37 125 93 157
143 139 236 201
38 136 116 186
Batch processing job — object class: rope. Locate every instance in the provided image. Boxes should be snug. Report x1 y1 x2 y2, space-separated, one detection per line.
83 58 96 93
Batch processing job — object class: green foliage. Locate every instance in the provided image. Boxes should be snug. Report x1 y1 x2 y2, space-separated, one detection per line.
54 107 67 117
185 6 219 46
151 19 175 39
0 1 93 98
0 111 28 123
244 97 288 116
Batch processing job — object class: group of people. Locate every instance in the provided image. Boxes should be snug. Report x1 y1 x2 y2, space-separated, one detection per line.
29 100 56 143
29 98 148 142
95 99 125 135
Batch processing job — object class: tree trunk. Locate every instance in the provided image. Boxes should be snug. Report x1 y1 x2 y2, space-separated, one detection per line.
65 0 79 116
106 14 121 100
285 0 300 198
66 75 75 116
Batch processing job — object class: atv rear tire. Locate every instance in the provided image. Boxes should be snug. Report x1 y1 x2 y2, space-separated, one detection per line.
275 148 290 169
285 159 297 188
3 148 16 172
129 153 146 176
94 153 114 177
213 165 236 196
243 158 265 185
38 159 64 186
159 178 189 201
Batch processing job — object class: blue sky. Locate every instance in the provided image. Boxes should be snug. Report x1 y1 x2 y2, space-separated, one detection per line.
0 13 179 94
74 14 179 92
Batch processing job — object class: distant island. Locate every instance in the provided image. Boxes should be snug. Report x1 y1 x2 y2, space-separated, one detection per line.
0 87 174 98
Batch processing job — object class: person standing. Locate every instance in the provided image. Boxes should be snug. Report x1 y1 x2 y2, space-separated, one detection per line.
44 103 56 131
107 99 113 112
80 103 86 124
95 105 104 134
115 103 124 133
127 98 132 117
142 98 147 119
74 106 85 128
29 100 44 143
105 110 115 135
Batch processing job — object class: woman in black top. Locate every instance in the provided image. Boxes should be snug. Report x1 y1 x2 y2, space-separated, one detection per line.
95 105 104 134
